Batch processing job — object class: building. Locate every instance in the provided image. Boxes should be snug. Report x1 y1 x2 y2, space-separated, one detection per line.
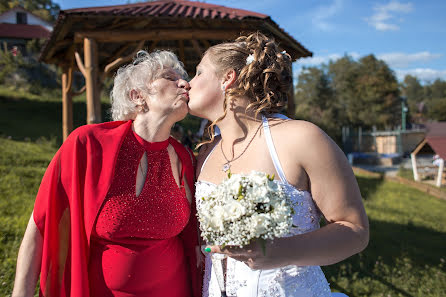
0 6 52 55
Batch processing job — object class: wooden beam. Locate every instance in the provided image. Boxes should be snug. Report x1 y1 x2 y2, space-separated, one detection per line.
105 43 134 65
74 29 240 43
436 159 444 187
411 153 419 181
412 139 427 155
75 51 87 77
72 85 86 97
62 66 73 141
102 40 145 80
84 37 101 124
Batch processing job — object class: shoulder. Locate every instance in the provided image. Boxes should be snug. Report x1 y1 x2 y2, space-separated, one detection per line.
268 118 341 164
66 121 130 144
268 118 328 144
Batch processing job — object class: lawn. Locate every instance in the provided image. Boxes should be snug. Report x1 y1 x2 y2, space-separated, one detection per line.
1 90 445 296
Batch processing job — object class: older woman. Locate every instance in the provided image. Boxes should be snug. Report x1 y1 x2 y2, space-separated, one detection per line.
12 50 201 297
188 33 368 297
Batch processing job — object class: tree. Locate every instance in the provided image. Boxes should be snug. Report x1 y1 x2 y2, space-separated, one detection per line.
295 66 343 143
354 55 400 129
424 79 446 121
327 54 400 129
401 75 425 124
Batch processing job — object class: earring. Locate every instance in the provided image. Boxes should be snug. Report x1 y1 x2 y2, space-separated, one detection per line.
137 103 149 113
221 85 226 96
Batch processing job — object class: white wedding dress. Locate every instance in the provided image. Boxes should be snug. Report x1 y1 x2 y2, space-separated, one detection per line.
195 115 348 297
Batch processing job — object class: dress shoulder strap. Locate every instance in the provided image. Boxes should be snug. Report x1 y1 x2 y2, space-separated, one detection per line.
262 114 288 183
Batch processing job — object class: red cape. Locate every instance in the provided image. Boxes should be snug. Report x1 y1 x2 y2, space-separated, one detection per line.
33 120 202 297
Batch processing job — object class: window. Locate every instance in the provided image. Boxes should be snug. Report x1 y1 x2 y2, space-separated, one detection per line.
16 12 27 24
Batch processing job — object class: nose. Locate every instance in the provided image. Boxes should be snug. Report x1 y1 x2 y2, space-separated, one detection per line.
178 79 190 91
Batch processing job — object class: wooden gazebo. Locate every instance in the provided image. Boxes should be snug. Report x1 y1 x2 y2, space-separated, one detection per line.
40 0 312 140
411 122 446 187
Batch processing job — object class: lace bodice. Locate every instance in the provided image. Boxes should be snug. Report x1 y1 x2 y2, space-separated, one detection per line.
196 180 332 297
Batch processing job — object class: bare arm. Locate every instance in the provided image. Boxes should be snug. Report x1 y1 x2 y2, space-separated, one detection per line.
209 121 369 269
12 212 43 297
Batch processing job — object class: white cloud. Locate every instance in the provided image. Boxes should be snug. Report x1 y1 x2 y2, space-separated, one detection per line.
366 0 413 31
378 52 442 68
395 68 446 82
311 0 344 31
295 52 360 66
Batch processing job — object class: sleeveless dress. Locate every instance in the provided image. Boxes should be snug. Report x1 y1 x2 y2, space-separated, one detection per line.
88 128 192 297
195 115 348 297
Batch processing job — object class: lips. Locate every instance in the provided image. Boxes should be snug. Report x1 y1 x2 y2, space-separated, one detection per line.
181 92 190 102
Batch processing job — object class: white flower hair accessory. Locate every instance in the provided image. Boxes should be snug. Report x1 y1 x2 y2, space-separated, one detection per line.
246 54 255 65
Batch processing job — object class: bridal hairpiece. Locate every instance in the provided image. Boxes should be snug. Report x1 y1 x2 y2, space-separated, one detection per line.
246 54 255 65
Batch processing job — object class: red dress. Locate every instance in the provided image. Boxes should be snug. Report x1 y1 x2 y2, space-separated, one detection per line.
88 129 192 297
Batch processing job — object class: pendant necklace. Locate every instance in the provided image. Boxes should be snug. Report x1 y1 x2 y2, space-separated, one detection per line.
220 122 262 172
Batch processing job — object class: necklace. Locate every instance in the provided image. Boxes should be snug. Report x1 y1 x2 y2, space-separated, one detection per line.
220 122 263 172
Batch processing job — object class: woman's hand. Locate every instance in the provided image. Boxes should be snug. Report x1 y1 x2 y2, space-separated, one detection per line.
206 238 292 270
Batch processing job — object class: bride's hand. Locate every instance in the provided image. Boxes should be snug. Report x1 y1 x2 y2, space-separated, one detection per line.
206 239 291 270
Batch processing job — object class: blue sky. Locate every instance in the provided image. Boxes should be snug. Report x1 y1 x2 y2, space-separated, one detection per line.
57 0 446 83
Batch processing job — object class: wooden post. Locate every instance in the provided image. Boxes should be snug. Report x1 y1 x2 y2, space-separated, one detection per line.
436 158 444 187
84 37 101 124
61 66 73 141
411 153 419 181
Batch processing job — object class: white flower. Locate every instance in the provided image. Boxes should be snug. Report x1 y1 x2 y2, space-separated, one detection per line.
250 213 270 235
197 171 295 247
246 54 255 65
223 200 246 221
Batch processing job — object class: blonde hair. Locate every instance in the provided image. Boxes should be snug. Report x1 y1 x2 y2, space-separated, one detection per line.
110 50 187 121
199 32 292 148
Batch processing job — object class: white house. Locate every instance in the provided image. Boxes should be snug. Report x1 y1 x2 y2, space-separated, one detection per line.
0 6 53 54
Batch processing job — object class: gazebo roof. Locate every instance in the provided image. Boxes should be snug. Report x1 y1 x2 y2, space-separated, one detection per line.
425 122 446 159
40 0 312 74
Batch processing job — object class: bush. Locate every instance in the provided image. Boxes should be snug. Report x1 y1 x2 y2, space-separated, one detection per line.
0 48 59 94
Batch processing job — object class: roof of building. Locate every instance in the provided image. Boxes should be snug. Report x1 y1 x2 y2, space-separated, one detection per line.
0 5 53 27
64 0 269 20
0 23 51 39
40 0 312 72
425 122 446 159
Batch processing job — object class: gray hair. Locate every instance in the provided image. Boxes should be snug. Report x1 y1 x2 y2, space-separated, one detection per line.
110 50 187 121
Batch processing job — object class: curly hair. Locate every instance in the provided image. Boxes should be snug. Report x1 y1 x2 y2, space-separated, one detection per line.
200 32 293 147
110 50 187 121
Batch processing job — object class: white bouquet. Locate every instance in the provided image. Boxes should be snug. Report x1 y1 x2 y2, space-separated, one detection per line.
198 171 294 249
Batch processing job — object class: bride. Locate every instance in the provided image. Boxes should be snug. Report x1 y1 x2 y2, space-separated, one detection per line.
187 32 369 297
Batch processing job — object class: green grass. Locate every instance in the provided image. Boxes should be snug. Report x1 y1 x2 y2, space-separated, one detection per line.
1 88 445 296
323 173 446 296
0 137 57 296
398 167 446 193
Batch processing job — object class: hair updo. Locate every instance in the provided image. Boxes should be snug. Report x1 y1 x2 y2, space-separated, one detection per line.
201 32 292 144
110 50 187 121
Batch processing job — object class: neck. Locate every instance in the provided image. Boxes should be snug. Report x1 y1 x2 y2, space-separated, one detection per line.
216 100 263 145
132 112 173 142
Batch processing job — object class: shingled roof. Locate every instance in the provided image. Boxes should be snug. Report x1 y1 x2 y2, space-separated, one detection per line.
40 0 312 73
425 122 446 159
0 23 50 39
